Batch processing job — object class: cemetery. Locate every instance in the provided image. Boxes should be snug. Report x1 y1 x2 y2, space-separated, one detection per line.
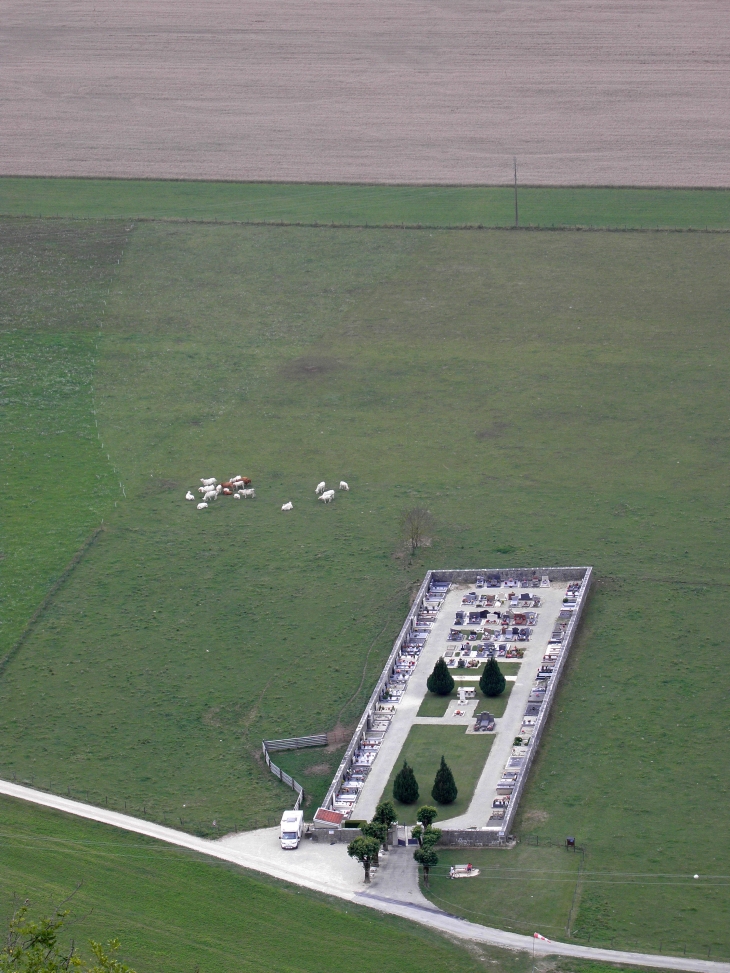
319 567 592 841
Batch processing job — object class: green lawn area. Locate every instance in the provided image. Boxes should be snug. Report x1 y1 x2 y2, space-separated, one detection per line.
423 844 582 939
417 679 514 717
1 215 729 955
383 725 493 824
1 179 730 228
0 795 502 973
0 221 124 658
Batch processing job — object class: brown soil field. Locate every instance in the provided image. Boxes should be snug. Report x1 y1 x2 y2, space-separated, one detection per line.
1 0 728 185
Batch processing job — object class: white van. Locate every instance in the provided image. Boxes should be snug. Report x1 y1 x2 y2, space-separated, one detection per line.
279 810 304 850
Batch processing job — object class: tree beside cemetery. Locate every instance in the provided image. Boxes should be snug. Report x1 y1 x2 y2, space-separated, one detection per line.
480 657 506 697
431 755 458 804
361 820 388 850
413 846 439 886
400 506 434 554
416 805 438 828
373 800 397 828
393 761 419 804
427 657 454 696
347 836 382 883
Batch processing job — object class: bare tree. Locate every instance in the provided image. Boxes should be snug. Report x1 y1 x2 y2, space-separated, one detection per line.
400 506 434 554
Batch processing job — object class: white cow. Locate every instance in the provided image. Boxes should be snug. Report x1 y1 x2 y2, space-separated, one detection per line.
281 501 294 511
197 502 208 510
339 481 349 491
201 477 217 486
203 490 217 502
319 490 335 503
239 488 255 498
185 491 195 501
315 481 326 495
233 493 242 499
198 486 208 494
215 484 223 494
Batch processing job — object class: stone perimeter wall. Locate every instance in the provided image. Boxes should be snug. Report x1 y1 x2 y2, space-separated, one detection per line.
322 566 593 845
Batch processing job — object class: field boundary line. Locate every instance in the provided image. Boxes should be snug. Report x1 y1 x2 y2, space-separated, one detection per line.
0 525 105 679
0 779 728 973
1 214 729 233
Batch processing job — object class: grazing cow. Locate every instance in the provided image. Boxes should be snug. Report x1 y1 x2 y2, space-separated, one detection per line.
281 501 294 511
239 488 255 498
197 502 208 510
315 481 326 495
239 477 252 487
339 481 349 491
204 490 216 502
185 491 195 501
201 477 217 486
319 490 335 503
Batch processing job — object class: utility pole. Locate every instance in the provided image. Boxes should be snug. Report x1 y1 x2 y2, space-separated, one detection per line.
514 156 519 228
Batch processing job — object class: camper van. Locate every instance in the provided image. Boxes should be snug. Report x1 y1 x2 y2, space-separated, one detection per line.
279 810 304 850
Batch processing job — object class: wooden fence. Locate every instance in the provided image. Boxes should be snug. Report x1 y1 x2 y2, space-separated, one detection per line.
261 734 328 810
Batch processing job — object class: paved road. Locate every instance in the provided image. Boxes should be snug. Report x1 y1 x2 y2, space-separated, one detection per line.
1 779 727 973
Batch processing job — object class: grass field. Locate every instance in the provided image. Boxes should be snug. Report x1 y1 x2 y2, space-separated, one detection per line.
423 844 582 939
0 221 125 658
383 725 493 824
2 179 730 228
2 215 729 955
417 680 514 718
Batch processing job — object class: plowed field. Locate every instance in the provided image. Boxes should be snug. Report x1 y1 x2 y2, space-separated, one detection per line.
1 0 728 185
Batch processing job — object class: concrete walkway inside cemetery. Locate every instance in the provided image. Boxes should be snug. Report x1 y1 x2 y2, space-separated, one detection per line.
440 584 566 829
2 779 728 973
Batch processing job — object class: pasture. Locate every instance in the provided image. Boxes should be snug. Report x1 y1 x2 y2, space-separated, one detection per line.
1 216 729 954
1 1 727 185
3 180 730 229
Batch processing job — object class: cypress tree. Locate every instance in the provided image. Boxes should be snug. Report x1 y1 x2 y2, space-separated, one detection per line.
393 761 419 804
427 657 455 696
431 755 458 804
480 657 506 697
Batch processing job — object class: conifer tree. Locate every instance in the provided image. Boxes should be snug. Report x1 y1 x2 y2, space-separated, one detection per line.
427 657 455 696
393 761 419 804
480 657 506 697
431 755 458 804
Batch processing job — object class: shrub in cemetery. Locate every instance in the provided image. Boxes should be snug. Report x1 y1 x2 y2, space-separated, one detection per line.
393 761 419 804
431 755 458 804
427 657 455 696
480 657 506 697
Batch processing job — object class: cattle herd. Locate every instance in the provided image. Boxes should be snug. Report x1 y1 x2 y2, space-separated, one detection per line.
186 476 349 511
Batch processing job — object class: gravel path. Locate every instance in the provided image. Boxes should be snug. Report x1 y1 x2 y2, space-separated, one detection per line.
2 779 728 973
